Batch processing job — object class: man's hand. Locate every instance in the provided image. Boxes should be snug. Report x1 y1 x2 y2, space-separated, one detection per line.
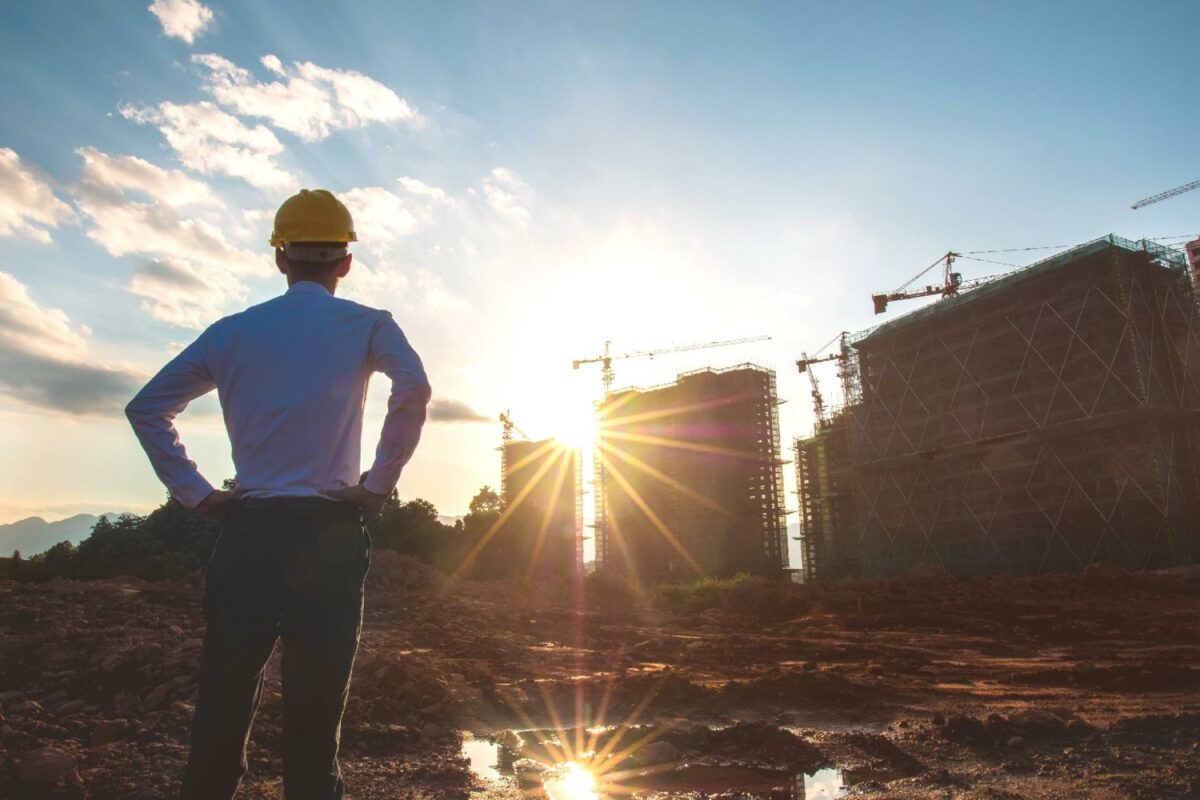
195 489 242 522
325 484 388 521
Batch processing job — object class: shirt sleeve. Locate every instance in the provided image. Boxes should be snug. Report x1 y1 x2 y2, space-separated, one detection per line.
125 331 218 509
363 312 432 496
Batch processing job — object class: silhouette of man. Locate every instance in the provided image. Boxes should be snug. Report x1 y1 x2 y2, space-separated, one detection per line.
126 189 431 799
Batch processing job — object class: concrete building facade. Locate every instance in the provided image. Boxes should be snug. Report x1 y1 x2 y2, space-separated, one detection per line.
596 364 789 580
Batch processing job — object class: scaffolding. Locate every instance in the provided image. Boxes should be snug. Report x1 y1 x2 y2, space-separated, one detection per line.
596 363 789 580
797 235 1200 579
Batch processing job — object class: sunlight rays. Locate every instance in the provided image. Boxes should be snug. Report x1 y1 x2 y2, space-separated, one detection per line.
444 442 568 586
599 453 705 577
491 670 690 799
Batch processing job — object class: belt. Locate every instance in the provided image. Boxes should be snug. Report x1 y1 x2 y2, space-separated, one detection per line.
237 495 360 514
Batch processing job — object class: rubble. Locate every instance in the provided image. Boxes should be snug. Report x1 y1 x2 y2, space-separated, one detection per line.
0 558 1196 798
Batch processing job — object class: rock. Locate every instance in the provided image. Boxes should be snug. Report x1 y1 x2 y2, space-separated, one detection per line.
51 698 85 716
91 718 129 745
113 691 142 717
513 758 547 786
143 680 177 710
19 746 82 786
496 729 525 751
14 699 44 714
631 740 682 765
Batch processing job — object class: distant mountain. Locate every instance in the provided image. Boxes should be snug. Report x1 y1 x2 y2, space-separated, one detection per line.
0 513 121 557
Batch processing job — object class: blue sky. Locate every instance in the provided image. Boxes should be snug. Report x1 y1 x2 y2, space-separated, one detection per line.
1 1 1197 567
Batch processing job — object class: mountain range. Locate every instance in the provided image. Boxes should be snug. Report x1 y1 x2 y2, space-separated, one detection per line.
0 513 123 558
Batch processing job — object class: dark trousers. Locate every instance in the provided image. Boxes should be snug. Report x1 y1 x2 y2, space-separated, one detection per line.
181 498 370 800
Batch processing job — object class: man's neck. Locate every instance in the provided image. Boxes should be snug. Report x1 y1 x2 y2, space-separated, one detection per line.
287 276 338 295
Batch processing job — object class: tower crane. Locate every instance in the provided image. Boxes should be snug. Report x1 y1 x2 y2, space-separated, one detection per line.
498 410 529 447
871 251 995 315
1132 179 1200 210
796 350 842 427
872 252 962 315
572 335 772 396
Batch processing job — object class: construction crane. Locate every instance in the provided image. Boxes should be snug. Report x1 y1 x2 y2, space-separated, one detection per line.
498 410 529 447
796 350 842 427
1132 179 1200 210
871 251 997 315
872 251 962 315
572 335 772 395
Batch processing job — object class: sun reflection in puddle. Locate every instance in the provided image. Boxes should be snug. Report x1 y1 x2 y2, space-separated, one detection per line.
543 761 600 800
461 732 848 798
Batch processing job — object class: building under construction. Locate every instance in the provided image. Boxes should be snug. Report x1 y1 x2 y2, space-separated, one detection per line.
497 439 582 579
595 364 789 580
796 235 1200 580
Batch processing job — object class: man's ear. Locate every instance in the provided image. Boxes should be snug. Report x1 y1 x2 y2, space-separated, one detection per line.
337 252 353 278
275 248 289 275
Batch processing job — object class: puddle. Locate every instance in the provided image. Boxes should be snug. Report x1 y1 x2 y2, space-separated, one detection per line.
462 731 848 798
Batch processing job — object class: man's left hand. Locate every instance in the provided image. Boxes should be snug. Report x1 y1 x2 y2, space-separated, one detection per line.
325 484 388 521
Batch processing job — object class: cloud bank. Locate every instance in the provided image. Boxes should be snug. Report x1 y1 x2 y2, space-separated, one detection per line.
0 149 74 244
0 272 142 415
428 398 492 423
193 53 421 142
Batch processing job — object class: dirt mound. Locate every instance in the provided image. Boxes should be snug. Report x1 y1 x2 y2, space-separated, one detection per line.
1007 662 1199 692
366 551 445 594
720 669 889 710
665 722 826 771
936 709 1096 749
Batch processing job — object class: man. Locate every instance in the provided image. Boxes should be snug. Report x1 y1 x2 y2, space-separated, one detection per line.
126 189 432 799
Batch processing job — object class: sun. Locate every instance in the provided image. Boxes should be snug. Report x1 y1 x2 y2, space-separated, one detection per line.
550 403 600 451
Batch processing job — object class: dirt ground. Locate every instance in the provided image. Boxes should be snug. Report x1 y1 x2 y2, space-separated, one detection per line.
1 555 1197 799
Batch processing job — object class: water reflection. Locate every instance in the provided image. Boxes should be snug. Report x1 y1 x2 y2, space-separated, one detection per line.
461 732 847 799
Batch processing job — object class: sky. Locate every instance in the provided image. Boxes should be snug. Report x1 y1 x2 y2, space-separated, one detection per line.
0 0 1197 567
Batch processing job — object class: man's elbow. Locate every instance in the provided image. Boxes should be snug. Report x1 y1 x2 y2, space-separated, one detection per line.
125 393 151 426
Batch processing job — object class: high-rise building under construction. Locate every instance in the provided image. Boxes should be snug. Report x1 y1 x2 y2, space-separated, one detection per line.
497 439 582 579
796 235 1200 580
595 364 789 580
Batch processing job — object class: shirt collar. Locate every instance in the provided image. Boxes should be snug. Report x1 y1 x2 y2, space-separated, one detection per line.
286 281 333 297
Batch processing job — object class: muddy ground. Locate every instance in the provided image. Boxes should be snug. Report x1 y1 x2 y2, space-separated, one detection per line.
1 555 1197 799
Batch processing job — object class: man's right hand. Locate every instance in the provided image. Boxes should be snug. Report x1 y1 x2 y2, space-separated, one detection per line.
195 489 241 522
324 484 388 521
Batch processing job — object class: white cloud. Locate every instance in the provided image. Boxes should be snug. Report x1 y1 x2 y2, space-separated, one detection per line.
340 178 451 255
74 146 217 209
148 0 213 44
0 272 142 415
130 258 240 329
121 101 296 189
397 177 450 204
480 167 532 229
193 53 421 141
73 147 257 327
0 148 74 244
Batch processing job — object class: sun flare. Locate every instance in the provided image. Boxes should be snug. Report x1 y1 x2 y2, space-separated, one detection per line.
543 761 600 800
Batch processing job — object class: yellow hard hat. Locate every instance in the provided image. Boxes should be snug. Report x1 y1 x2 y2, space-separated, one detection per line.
268 189 358 248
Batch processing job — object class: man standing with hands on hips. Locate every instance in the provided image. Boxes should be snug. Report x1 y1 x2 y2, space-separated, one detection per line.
126 189 432 799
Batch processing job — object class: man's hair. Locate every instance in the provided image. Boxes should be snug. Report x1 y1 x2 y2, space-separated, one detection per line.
280 241 347 281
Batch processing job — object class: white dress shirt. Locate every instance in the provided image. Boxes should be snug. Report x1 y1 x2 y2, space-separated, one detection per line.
126 281 432 508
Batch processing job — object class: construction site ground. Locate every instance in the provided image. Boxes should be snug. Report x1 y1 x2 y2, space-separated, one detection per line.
1 554 1197 799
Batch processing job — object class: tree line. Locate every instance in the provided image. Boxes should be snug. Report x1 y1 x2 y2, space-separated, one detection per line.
0 484 513 583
